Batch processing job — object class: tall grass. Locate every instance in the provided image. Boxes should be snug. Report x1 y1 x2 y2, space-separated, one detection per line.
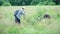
0 6 60 34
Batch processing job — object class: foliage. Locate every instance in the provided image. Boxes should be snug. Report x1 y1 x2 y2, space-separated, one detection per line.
0 6 60 34
0 0 60 6
2 1 11 6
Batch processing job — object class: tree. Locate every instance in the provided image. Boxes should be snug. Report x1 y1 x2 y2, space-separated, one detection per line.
31 0 39 5
9 0 23 6
23 0 32 5
53 0 60 5
0 0 3 6
2 1 11 6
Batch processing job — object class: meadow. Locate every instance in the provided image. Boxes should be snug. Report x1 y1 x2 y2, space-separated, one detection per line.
0 6 60 34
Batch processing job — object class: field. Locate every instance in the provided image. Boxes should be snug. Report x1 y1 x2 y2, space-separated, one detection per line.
0 6 60 34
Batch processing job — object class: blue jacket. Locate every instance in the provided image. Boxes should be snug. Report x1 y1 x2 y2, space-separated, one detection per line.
14 9 25 19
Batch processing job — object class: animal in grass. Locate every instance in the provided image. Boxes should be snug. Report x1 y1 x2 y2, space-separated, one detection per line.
14 7 25 24
43 14 50 18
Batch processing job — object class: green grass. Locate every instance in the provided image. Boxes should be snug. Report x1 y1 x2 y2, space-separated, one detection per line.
0 6 60 34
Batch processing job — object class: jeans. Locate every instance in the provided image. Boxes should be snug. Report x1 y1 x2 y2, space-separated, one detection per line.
15 15 20 23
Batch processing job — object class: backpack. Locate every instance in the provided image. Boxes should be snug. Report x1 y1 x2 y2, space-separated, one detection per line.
14 10 19 16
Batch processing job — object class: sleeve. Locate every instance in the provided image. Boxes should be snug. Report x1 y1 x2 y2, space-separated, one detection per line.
21 11 25 15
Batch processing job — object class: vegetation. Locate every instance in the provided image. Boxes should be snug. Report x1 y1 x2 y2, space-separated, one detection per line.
0 0 60 6
0 6 60 34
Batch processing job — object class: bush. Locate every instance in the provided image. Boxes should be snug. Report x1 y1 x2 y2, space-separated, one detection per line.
2 2 11 6
9 0 23 6
0 0 3 6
